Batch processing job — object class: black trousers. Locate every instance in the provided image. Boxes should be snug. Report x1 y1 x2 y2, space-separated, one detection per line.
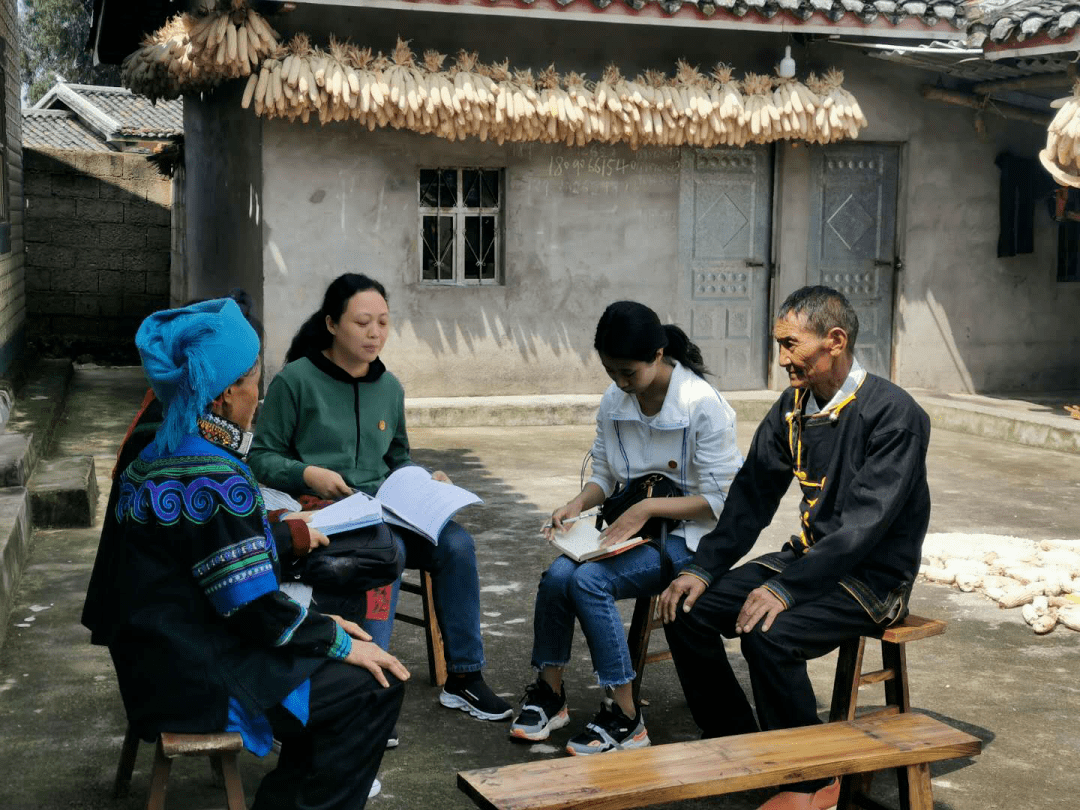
664 562 880 791
253 660 405 810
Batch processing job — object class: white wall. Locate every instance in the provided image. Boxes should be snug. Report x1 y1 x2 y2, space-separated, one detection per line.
241 12 1080 395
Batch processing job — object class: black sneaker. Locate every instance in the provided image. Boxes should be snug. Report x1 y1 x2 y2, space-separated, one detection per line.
509 678 570 741
565 699 649 755
439 673 513 721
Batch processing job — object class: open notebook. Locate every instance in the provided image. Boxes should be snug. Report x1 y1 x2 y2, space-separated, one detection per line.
262 467 482 545
549 519 650 563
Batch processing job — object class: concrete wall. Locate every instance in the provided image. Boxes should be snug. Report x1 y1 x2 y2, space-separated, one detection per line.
190 8 1080 395
23 149 171 357
0 0 24 375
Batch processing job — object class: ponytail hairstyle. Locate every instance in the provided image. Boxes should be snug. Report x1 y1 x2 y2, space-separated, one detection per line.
285 273 388 364
593 300 709 378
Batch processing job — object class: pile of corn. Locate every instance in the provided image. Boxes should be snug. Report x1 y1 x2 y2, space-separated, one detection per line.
123 5 869 148
242 39 866 147
122 1 281 101
1041 82 1080 187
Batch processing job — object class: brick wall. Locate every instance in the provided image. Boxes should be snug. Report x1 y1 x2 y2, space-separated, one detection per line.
23 148 172 359
0 0 25 375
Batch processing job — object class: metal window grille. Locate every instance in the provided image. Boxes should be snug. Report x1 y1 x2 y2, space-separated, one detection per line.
418 168 503 285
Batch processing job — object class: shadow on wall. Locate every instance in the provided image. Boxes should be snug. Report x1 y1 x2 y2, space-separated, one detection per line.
23 148 173 364
895 143 1080 395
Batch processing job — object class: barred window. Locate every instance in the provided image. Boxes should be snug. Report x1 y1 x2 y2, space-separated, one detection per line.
418 168 503 284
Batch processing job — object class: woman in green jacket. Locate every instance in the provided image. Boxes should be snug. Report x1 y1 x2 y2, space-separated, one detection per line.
250 273 511 722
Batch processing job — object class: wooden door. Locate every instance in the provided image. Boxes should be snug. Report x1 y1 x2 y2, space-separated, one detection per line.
679 147 772 389
808 145 901 378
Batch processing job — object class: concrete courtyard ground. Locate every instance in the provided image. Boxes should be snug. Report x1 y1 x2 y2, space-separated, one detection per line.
0 366 1077 809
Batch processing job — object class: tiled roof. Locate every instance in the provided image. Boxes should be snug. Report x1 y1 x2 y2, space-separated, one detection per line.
57 85 183 138
485 0 966 29
21 110 114 152
967 0 1080 42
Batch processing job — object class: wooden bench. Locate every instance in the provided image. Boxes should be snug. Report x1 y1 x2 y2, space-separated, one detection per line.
828 615 948 810
458 712 981 810
114 725 246 810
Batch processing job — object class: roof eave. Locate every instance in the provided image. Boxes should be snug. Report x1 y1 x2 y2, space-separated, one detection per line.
286 0 964 39
983 27 1080 59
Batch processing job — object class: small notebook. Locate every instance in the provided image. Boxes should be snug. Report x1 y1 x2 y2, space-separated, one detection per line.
549 520 651 563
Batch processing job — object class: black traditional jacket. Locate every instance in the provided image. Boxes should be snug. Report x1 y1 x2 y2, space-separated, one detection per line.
683 373 931 623
83 430 351 741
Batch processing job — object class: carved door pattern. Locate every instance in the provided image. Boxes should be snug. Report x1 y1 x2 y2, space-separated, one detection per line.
679 147 772 390
808 145 900 379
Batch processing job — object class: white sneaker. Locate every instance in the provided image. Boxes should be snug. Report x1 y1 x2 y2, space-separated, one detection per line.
368 777 381 799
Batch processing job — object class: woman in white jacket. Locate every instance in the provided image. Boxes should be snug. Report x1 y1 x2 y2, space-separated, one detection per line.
510 301 743 755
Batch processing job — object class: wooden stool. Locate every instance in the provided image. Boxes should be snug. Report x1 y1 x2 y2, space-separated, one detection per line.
626 594 669 703
395 569 447 686
114 725 246 810
828 614 947 810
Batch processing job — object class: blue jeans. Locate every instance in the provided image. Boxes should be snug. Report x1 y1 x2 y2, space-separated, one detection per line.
357 521 485 673
530 535 692 687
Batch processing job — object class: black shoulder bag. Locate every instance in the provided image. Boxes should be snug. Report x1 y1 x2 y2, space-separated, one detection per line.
292 522 404 594
598 473 684 579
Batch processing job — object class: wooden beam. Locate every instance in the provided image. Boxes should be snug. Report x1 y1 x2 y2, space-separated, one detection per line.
920 86 1051 126
972 67 1075 96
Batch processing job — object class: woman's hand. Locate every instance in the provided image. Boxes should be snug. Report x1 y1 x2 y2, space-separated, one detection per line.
431 470 452 484
598 501 653 548
303 466 353 500
544 501 583 541
326 614 372 642
306 528 330 551
344 640 412 687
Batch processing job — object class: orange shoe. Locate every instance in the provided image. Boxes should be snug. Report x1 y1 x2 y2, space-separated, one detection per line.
756 779 839 810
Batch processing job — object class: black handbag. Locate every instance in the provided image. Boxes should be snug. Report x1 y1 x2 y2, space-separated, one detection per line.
599 473 684 540
598 473 684 579
292 522 404 594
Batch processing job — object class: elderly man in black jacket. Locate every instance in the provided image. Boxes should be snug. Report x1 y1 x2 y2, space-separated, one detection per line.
659 285 931 810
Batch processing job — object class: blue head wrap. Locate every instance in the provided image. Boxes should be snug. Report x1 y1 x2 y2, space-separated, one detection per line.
135 298 261 454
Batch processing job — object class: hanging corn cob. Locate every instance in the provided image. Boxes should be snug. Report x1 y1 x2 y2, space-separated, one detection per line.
123 0 280 101
817 69 867 142
123 9 870 148
1041 82 1080 187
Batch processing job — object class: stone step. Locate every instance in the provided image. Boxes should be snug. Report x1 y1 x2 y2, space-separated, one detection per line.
0 432 34 487
4 359 75 464
0 486 31 650
27 456 98 528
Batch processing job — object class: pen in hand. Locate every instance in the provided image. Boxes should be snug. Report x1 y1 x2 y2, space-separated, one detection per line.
542 510 601 531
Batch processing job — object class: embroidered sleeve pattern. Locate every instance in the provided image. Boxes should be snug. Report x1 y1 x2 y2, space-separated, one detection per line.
327 623 353 660
192 536 279 616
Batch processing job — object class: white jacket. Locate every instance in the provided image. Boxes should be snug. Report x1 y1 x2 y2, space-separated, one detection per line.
588 361 743 551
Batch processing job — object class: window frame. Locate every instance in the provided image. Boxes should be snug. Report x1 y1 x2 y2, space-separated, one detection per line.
417 167 504 286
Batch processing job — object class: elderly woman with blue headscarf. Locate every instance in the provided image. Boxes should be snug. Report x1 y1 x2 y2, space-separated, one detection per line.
82 299 407 810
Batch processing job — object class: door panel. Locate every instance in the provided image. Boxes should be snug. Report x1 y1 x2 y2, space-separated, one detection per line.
679 147 772 390
807 145 900 379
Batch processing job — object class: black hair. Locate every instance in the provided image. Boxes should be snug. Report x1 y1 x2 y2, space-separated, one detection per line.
593 300 709 378
285 274 389 364
777 285 859 350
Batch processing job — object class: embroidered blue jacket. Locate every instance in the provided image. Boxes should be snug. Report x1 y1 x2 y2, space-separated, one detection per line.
86 434 351 744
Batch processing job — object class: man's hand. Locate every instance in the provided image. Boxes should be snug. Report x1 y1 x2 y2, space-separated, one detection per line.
344 640 411 687
658 574 708 624
735 587 787 634
598 501 652 548
431 470 452 484
303 466 353 500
